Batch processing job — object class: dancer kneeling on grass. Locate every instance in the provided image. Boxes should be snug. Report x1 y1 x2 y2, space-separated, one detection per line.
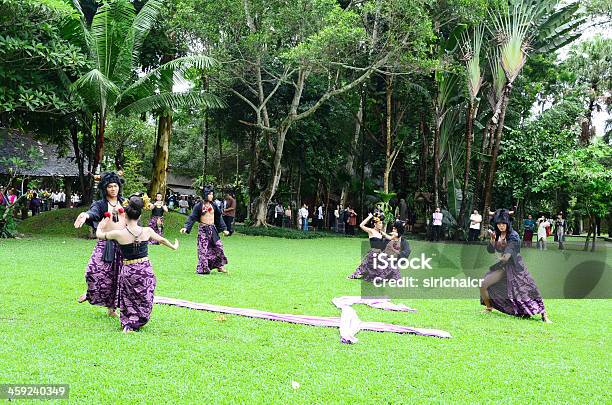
480 209 552 323
381 220 411 271
74 172 125 317
96 196 178 333
148 192 168 245
180 185 229 274
348 212 400 282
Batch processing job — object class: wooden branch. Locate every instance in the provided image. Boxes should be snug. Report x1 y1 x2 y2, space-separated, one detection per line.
293 53 391 122
238 119 276 133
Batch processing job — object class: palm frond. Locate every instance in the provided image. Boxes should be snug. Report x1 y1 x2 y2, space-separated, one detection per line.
461 24 484 102
72 69 121 115
132 0 164 65
90 0 135 77
120 55 218 101
116 91 225 116
490 2 534 83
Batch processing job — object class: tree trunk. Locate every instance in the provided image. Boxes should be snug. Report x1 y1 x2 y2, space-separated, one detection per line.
433 113 441 208
114 143 125 171
202 112 209 177
458 101 476 226
218 129 224 185
252 126 290 226
341 92 363 207
92 112 106 174
70 125 87 202
417 113 428 189
383 74 393 193
247 130 262 219
583 215 592 251
474 125 488 209
149 112 172 196
482 86 511 234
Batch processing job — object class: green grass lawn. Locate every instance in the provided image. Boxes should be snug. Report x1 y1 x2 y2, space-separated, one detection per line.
0 209 610 403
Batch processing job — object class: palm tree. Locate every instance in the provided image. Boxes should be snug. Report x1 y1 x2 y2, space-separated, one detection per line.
432 72 459 208
480 0 584 230
68 0 222 177
457 24 484 227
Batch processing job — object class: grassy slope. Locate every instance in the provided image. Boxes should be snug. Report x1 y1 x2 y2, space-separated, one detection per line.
0 210 609 403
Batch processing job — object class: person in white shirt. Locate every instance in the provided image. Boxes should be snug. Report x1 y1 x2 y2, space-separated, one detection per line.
432 207 443 241
274 202 284 227
178 196 189 214
468 209 482 242
317 203 324 229
298 204 309 231
537 217 550 250
59 191 66 208
333 205 340 232
51 191 59 209
284 205 292 228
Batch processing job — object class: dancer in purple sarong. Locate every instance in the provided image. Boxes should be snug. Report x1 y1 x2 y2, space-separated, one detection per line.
147 192 167 245
480 209 552 323
74 172 126 317
96 196 178 333
378 219 411 280
180 185 229 274
348 212 396 281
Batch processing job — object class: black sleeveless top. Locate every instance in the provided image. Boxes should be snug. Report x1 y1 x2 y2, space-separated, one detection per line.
152 205 165 217
119 241 149 260
369 237 387 250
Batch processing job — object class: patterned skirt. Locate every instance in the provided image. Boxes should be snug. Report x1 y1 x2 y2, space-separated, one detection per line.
85 240 122 308
118 260 157 331
348 249 401 282
148 216 164 245
481 255 546 316
196 223 228 274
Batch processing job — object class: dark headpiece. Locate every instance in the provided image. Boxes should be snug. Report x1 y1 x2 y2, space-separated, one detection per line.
202 185 214 198
492 208 511 225
393 220 405 236
97 172 124 200
372 209 385 223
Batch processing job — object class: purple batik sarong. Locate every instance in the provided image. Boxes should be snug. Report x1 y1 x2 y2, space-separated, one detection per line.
196 223 228 274
481 255 546 316
85 240 122 308
349 248 401 282
118 260 156 330
148 216 163 245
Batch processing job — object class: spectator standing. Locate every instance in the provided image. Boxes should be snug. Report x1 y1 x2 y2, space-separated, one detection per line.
299 203 309 231
178 196 189 214
468 209 482 242
554 212 566 250
522 214 535 247
223 193 236 235
317 203 324 230
274 201 284 227
432 207 443 241
29 192 42 216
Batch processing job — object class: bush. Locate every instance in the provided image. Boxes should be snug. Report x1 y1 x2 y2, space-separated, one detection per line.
234 224 351 239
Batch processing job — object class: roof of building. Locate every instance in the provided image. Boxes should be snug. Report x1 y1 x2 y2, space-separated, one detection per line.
0 127 79 177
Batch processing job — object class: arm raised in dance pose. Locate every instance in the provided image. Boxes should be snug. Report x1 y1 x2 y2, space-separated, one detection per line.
359 213 378 235
96 217 178 250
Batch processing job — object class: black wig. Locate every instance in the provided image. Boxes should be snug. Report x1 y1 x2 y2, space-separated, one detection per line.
97 172 124 200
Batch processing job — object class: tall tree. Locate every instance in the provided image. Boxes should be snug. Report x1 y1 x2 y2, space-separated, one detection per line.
457 24 484 226
68 0 221 175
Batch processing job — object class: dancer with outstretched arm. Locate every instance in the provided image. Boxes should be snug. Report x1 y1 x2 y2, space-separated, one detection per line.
96 196 178 333
480 209 552 323
180 185 229 275
73 172 126 317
